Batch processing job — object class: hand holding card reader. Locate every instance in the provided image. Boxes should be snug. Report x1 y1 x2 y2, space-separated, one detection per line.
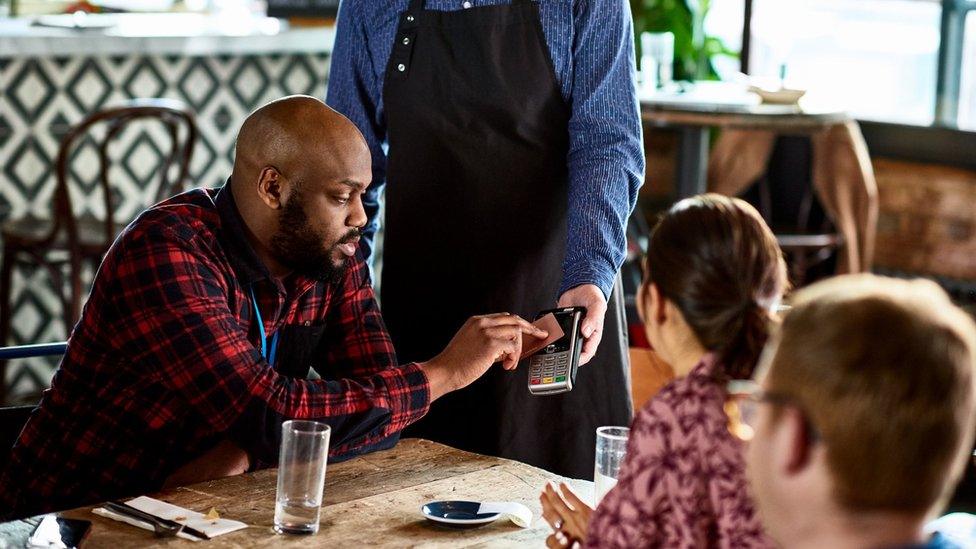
528 307 586 395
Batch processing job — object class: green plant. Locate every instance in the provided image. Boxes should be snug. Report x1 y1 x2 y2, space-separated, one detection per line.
630 0 739 81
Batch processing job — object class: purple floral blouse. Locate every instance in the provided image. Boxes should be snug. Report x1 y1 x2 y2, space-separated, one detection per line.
586 354 774 548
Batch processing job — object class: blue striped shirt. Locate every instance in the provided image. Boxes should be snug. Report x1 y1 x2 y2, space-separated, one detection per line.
326 0 645 298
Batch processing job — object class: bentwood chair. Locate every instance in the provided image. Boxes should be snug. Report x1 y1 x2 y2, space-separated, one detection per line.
0 342 65 465
744 136 844 286
0 404 33 471
0 99 196 402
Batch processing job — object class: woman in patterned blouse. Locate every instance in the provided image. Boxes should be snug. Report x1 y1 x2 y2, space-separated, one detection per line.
541 194 788 548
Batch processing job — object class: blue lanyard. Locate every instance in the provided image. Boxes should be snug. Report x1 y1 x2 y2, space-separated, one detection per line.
249 286 280 366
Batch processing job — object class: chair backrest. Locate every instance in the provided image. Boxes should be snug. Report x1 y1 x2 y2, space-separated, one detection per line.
0 343 67 406
740 136 843 285
49 98 197 253
0 405 34 473
745 135 833 235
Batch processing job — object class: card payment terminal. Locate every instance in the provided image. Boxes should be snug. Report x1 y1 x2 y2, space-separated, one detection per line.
527 306 586 395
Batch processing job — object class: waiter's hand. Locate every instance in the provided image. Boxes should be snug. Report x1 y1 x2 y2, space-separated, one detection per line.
558 284 607 366
419 313 547 401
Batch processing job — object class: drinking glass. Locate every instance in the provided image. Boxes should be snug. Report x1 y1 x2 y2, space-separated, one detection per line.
274 420 331 535
640 32 675 89
594 426 630 503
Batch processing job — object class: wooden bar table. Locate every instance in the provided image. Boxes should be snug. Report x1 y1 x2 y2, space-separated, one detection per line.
1 439 593 548
640 81 849 199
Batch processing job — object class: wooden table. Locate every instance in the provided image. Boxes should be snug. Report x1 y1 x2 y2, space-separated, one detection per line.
1 439 592 547
640 82 850 199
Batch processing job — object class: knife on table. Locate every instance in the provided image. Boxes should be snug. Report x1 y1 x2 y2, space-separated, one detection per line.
104 501 211 540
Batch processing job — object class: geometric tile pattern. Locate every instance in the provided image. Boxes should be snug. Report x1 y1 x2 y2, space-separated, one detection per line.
0 52 331 400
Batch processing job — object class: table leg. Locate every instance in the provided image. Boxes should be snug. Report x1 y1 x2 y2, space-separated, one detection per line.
675 126 710 199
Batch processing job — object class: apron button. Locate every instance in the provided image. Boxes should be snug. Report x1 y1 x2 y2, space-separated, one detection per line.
406 14 415 22
397 63 406 72
462 1 472 7
402 36 411 45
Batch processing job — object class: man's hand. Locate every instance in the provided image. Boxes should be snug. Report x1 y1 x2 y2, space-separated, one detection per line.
162 439 250 488
419 313 547 401
557 284 607 366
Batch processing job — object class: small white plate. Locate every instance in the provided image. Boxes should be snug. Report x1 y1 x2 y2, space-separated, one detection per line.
749 85 807 105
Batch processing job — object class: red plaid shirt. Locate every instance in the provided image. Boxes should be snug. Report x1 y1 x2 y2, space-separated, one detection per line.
1 186 431 518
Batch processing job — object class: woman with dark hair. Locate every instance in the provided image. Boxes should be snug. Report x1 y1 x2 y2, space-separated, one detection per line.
540 194 787 548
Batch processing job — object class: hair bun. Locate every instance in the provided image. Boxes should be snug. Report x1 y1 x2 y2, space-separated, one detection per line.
722 304 773 380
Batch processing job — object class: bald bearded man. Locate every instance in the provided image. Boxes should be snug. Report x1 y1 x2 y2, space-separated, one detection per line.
0 96 546 519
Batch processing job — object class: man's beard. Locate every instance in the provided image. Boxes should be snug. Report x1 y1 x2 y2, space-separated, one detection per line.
269 193 359 285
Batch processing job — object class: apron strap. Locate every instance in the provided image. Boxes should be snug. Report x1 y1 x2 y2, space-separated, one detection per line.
408 0 531 12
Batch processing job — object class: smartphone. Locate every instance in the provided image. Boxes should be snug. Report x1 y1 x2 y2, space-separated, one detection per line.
527 306 586 396
27 515 91 548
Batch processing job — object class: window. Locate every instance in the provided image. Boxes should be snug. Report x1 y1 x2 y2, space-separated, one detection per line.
748 0 976 130
959 11 976 130
750 0 941 126
704 0 746 80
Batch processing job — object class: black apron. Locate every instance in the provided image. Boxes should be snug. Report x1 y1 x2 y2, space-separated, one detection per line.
381 0 632 479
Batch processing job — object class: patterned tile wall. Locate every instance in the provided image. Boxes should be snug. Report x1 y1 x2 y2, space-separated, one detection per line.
0 51 331 400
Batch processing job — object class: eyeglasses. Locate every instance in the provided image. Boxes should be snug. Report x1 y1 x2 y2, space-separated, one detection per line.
725 380 820 443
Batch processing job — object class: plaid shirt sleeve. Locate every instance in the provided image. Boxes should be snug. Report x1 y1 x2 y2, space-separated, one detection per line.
316 254 435 456
104 215 430 463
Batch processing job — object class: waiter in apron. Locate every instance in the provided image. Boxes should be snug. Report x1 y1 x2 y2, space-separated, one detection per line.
327 0 644 479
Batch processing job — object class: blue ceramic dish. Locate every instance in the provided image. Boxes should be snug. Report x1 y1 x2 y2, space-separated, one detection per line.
420 501 501 528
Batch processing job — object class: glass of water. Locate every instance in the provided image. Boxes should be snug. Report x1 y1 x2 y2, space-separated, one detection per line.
594 426 629 503
274 420 331 535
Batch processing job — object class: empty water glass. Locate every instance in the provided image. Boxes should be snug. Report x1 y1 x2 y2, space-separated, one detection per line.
594 426 630 503
640 32 675 88
274 420 331 535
